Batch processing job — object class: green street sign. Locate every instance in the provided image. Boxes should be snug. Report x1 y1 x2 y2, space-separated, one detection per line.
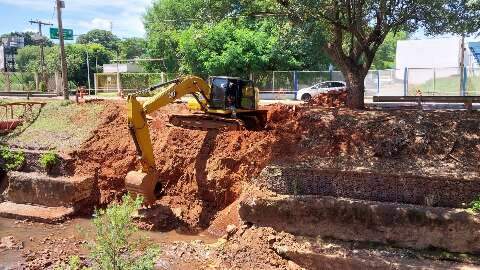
49 28 74 40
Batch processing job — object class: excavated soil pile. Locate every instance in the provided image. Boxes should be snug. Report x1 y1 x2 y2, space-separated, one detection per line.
307 89 347 107
71 101 480 232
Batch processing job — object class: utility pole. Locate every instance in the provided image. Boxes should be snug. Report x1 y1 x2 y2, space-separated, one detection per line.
56 0 69 100
29 19 53 91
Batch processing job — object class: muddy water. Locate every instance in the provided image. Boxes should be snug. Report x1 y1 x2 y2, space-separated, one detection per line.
0 217 216 268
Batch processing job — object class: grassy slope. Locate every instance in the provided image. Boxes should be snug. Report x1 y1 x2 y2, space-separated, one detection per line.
1 100 105 151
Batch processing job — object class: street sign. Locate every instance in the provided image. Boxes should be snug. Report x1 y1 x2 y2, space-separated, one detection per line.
0 45 5 71
49 28 73 40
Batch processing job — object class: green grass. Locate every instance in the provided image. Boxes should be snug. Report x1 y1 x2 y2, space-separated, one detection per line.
96 92 118 97
2 100 105 151
409 75 480 96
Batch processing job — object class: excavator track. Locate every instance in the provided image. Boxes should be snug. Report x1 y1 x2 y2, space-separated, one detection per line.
169 114 245 131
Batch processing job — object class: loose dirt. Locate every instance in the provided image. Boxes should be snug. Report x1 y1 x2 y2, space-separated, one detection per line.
307 89 347 107
69 101 480 234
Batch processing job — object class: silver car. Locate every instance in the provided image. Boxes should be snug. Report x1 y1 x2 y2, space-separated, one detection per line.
296 81 346 101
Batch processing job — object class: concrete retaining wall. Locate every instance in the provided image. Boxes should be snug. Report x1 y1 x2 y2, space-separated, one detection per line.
4 171 93 207
240 192 480 254
258 166 480 208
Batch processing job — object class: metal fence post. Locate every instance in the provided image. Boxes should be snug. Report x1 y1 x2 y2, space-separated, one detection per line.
403 67 408 96
433 68 436 94
94 73 98 95
376 70 380 95
272 71 276 100
293 71 298 99
462 66 468 96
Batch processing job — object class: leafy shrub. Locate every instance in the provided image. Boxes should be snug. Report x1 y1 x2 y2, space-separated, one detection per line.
469 197 480 213
39 151 59 172
87 194 160 270
39 81 47 92
68 81 77 90
0 146 26 171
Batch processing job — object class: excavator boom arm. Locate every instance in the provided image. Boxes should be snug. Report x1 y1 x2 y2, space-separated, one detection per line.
127 76 211 172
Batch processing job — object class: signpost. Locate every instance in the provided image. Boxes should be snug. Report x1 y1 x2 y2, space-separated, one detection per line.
0 45 4 72
49 28 73 40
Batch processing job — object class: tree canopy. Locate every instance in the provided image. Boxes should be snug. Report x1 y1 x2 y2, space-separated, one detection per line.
143 0 330 75
372 31 408 70
118 38 147 60
17 43 112 86
77 29 120 51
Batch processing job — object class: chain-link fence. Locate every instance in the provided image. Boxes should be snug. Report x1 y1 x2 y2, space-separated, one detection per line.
93 68 480 99
405 67 480 96
252 70 381 100
0 72 36 91
94 72 179 94
0 72 59 92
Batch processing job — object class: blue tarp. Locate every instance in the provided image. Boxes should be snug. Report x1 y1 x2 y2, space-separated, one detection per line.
469 41 480 65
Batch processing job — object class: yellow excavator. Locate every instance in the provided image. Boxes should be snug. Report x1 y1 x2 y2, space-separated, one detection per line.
125 75 267 203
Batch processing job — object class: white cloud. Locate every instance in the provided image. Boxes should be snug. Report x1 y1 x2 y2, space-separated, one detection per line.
0 0 153 37
78 18 112 31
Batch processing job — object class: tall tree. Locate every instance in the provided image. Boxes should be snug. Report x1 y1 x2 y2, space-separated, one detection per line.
176 19 302 77
118 38 147 60
372 31 408 70
143 0 329 73
277 0 443 109
77 29 120 51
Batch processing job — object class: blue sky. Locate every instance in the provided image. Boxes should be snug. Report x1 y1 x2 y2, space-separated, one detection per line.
0 0 152 40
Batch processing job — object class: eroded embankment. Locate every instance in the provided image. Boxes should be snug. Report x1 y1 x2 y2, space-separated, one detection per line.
70 101 480 232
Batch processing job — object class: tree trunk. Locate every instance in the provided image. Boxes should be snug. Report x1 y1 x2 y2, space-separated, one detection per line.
345 71 365 109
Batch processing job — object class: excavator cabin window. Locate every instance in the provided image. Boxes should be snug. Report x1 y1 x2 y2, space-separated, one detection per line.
209 77 256 110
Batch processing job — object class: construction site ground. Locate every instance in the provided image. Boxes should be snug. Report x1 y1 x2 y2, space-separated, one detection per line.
1 97 480 269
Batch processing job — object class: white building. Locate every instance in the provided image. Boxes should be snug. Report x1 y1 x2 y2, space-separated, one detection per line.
394 37 480 84
102 63 144 73
394 37 473 84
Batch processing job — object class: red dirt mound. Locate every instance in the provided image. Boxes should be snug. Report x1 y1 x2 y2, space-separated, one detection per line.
71 101 291 230
70 100 480 233
307 89 347 107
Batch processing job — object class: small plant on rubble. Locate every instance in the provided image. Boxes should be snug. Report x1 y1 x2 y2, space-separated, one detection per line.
39 151 59 173
0 146 25 171
86 194 160 270
469 197 480 213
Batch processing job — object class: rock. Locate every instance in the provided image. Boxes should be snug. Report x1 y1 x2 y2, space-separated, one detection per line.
267 235 276 246
287 260 302 270
171 207 183 219
226 224 237 235
155 259 171 270
0 236 24 250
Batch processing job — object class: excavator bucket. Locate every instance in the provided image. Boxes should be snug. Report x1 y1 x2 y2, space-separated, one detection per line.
125 170 159 205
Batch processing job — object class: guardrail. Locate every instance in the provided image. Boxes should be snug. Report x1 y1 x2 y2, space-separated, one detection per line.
0 92 58 98
373 95 480 110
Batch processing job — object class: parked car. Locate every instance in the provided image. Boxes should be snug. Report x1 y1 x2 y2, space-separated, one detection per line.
296 81 346 101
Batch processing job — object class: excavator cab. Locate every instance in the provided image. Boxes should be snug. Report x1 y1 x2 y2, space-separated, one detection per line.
208 77 257 111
